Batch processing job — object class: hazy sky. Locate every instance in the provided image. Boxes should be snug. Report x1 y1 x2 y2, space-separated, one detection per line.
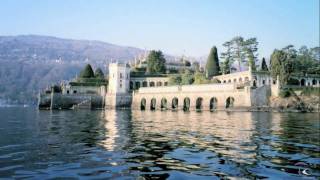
0 0 319 58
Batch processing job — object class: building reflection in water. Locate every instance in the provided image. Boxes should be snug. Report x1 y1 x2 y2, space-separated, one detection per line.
99 110 132 151
99 110 118 151
130 110 256 164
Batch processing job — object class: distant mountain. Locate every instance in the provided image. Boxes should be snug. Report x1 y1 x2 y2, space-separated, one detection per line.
0 35 146 104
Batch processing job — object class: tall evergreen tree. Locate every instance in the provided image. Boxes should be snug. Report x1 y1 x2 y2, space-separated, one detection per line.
261 57 268 71
205 46 220 77
79 64 94 78
94 68 104 79
146 50 166 74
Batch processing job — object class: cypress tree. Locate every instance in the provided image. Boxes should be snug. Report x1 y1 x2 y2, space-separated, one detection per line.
261 57 269 71
205 46 220 77
94 68 104 78
79 64 94 78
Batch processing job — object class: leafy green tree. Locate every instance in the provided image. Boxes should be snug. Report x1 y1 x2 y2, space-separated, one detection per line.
293 46 320 74
181 70 194 85
168 74 182 85
79 64 94 78
194 72 210 84
192 61 200 72
220 41 233 74
146 50 166 74
221 36 258 72
94 68 104 79
205 46 220 77
247 49 256 71
270 50 293 85
261 57 268 71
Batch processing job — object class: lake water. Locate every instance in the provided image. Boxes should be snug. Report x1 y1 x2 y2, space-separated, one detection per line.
0 107 319 179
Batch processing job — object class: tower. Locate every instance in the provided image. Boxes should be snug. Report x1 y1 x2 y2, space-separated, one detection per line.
108 63 130 94
105 63 132 108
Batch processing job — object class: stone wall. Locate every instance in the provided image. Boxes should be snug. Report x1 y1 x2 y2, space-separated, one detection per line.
38 93 51 109
105 93 132 109
250 85 271 107
51 93 104 109
132 83 252 111
62 85 105 95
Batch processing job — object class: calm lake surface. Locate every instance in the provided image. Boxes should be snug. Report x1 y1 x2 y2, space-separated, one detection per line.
0 107 319 179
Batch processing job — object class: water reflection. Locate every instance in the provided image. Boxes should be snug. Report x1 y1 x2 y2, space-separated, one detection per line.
0 108 319 179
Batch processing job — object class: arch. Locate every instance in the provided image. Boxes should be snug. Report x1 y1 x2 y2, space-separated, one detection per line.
210 97 218 111
129 81 133 90
161 98 167 110
312 79 316 85
172 97 179 110
156 81 162 86
135 81 141 89
140 98 146 110
300 79 305 86
150 98 156 110
164 82 168 86
150 81 155 87
228 79 231 83
196 97 203 111
239 77 243 82
223 80 226 83
233 78 237 83
226 97 235 108
142 81 148 87
183 97 190 111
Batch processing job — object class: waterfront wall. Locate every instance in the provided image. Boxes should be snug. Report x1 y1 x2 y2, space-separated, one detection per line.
50 93 104 109
105 93 132 109
132 83 253 111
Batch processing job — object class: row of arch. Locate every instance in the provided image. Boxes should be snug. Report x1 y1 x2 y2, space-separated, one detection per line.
140 97 235 111
221 77 250 84
300 79 319 86
130 81 169 90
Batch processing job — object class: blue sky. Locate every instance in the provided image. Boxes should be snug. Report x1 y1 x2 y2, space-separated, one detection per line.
0 0 319 58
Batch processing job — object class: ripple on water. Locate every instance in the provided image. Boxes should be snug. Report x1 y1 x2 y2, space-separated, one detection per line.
0 108 319 179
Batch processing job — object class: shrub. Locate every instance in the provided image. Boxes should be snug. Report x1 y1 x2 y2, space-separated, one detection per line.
301 87 320 96
94 68 104 79
287 78 300 85
79 64 94 78
279 89 291 98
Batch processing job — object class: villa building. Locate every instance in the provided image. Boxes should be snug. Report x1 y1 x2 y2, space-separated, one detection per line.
38 62 320 110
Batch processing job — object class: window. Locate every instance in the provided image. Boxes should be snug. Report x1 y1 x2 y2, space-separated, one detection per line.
262 80 265 85
113 73 115 78
120 83 122 88
73 90 77 94
120 73 123 79
126 73 128 79
67 90 69 94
